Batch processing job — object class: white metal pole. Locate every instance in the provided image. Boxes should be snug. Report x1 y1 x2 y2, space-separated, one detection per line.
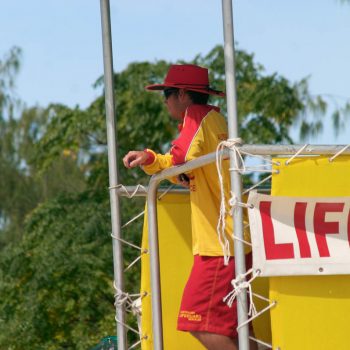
221 1 250 349
147 181 164 350
99 1 127 349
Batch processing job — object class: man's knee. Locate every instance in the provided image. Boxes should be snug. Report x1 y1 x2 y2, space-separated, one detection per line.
190 331 238 350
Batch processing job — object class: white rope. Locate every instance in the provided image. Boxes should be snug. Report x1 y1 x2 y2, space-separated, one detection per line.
229 164 277 174
122 210 145 228
227 192 254 248
124 252 147 272
129 338 144 350
223 268 260 317
232 235 252 247
114 287 136 308
111 235 143 251
223 267 277 337
216 138 269 262
239 150 280 166
249 336 272 349
115 317 141 336
251 291 271 303
285 144 309 165
329 144 350 162
130 296 142 316
111 234 146 271
228 193 254 210
158 184 176 200
242 175 272 195
121 184 174 228
109 184 147 198
216 138 245 265
114 283 147 301
216 138 245 173
113 261 149 344
114 289 130 307
237 300 276 331
113 284 146 314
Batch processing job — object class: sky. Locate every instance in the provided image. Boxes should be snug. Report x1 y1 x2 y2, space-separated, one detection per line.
0 0 349 144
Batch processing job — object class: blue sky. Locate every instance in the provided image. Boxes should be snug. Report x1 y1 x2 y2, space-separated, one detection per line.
1 0 349 144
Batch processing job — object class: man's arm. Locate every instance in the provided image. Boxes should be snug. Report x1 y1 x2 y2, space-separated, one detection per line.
123 149 189 186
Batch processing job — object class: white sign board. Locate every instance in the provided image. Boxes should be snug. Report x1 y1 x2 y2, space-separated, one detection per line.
247 192 350 276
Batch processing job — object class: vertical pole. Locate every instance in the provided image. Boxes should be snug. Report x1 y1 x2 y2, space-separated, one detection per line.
99 1 127 349
147 180 164 350
221 1 250 349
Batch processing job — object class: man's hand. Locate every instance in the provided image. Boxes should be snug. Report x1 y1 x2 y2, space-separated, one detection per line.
123 150 149 168
178 173 190 188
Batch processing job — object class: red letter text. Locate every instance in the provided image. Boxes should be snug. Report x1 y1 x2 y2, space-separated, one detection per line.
294 202 312 258
314 202 344 257
260 201 294 260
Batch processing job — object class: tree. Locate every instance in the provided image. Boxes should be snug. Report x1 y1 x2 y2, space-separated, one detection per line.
0 103 87 246
0 48 90 246
0 192 115 349
191 45 330 143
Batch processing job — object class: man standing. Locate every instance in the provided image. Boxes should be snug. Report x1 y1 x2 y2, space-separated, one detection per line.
123 64 255 350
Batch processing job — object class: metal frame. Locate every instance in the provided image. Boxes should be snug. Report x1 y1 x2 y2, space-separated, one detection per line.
114 145 350 349
145 144 350 350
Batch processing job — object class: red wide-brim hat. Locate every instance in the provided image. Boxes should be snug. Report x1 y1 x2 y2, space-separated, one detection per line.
145 64 225 97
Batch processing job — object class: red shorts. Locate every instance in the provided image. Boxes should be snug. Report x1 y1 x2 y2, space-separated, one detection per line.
177 254 252 338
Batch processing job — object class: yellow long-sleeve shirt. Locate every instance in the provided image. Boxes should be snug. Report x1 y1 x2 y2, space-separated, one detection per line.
143 104 250 256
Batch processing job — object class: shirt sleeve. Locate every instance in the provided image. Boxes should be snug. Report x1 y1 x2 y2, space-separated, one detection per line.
141 149 174 175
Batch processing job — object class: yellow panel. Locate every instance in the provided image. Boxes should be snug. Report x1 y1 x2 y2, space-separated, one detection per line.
141 192 272 348
251 277 272 345
141 193 204 350
270 155 350 350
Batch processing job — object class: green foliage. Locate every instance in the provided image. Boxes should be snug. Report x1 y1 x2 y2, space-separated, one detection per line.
34 61 176 187
193 45 328 143
0 46 21 120
0 105 86 245
331 101 350 137
0 191 115 349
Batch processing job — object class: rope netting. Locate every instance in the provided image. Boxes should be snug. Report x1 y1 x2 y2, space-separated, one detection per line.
110 183 176 349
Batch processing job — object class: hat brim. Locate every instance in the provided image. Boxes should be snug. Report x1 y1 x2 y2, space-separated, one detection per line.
145 83 225 97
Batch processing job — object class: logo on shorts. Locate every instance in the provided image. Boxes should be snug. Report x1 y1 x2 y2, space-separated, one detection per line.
179 310 202 322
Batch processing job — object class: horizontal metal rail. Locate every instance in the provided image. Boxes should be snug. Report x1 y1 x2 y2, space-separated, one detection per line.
117 187 188 197
235 144 350 156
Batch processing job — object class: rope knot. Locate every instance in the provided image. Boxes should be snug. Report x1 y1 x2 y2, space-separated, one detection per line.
223 269 259 317
216 138 246 265
114 287 130 307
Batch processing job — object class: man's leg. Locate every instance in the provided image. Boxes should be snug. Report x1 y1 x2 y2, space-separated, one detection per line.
191 330 258 350
191 331 238 350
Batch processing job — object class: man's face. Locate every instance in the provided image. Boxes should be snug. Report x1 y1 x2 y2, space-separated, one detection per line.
163 88 189 121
